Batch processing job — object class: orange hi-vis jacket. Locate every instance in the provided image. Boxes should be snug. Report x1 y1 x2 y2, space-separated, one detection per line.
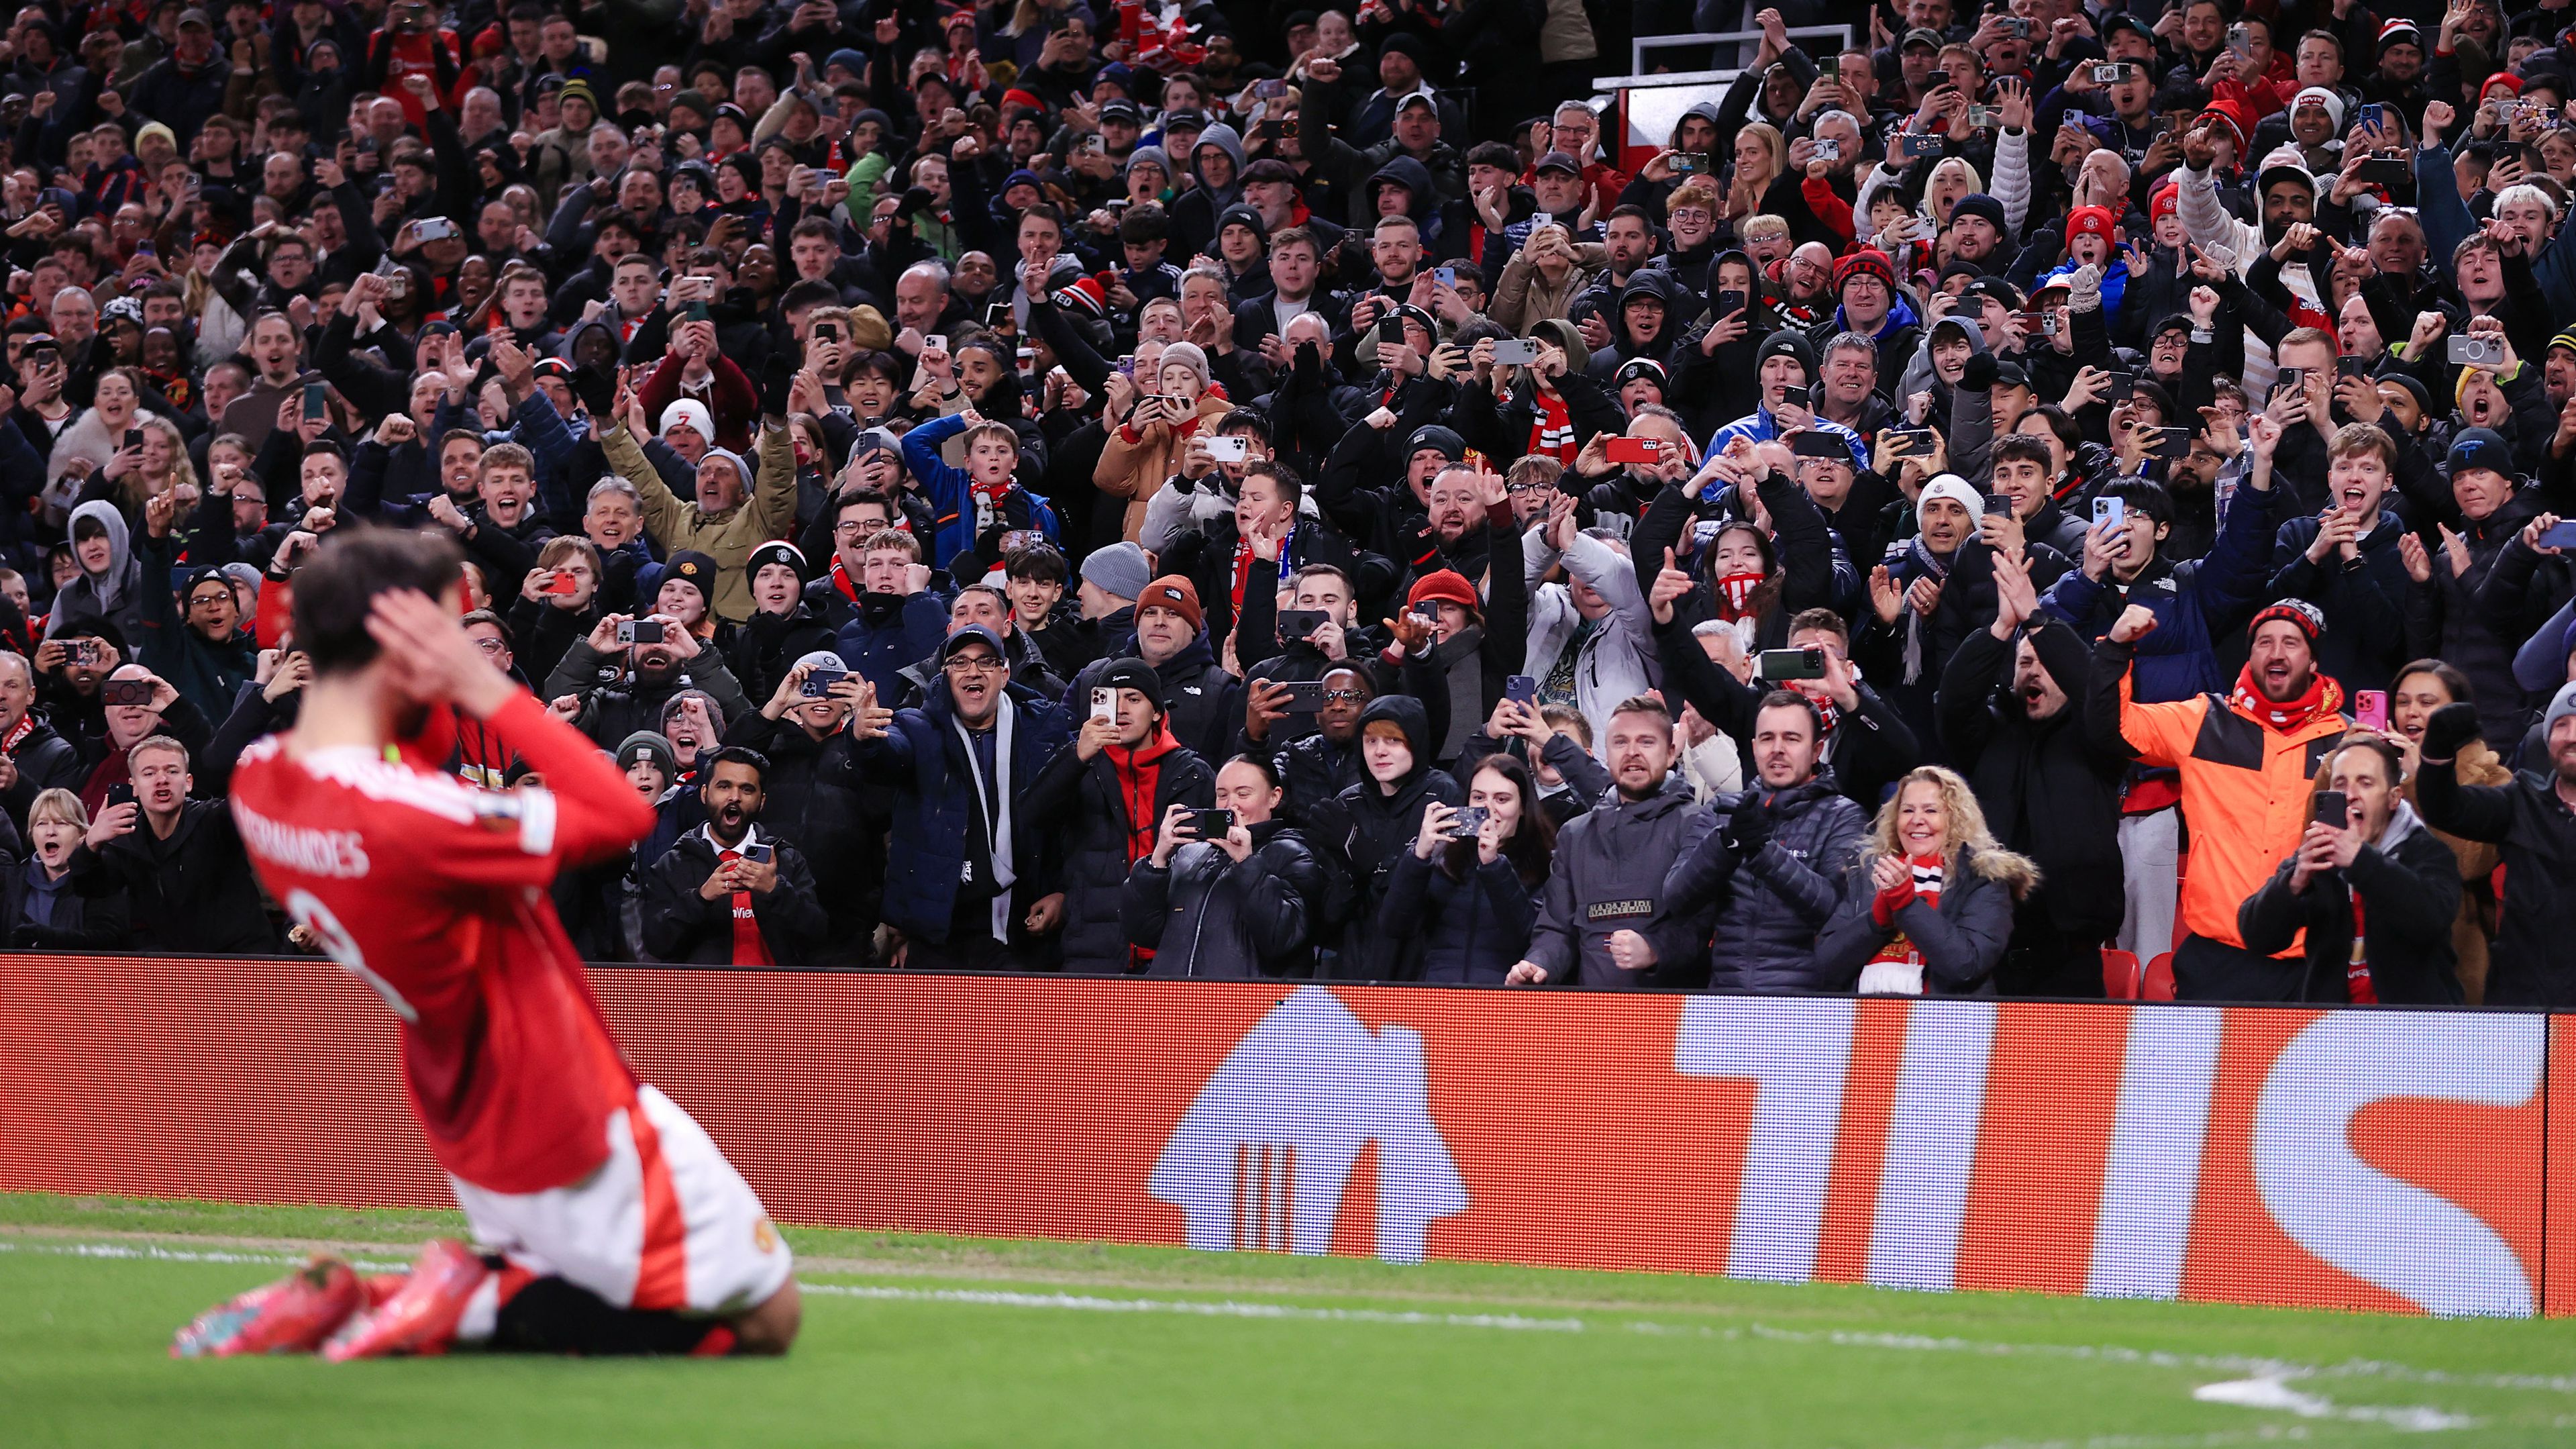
2102 645 2348 952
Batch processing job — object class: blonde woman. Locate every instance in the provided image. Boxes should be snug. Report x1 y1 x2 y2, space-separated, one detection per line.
1721 121 1784 226
1855 154 1986 245
95 413 198 522
48 365 150 489
1814 764 2037 996
5 788 130 949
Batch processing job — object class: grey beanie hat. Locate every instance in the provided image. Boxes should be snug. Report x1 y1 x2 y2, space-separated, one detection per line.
794 649 848 674
616 730 676 778
1082 540 1150 601
1155 341 1212 387
2544 681 2576 744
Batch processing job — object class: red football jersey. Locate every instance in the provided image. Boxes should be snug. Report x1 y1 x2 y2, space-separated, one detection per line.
230 691 658 1195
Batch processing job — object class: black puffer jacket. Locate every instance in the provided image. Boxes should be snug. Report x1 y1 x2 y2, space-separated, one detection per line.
1121 820 1326 978
1020 721 1217 975
1664 773 1869 993
1812 844 2036 995
721 711 878 968
1523 775 1719 989
1314 695 1458 980
2237 804 2464 1005
1380 846 1541 985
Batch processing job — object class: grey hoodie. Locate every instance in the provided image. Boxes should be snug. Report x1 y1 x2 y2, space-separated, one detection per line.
46 498 142 642
1524 774 1719 987
1192 123 1246 209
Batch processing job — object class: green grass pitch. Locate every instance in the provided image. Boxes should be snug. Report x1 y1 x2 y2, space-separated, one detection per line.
5 1191 2575 1448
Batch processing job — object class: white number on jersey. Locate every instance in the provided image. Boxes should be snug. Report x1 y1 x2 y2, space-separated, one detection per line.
287 888 419 1023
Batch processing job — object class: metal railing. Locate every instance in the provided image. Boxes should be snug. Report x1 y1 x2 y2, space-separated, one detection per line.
1590 23 1855 91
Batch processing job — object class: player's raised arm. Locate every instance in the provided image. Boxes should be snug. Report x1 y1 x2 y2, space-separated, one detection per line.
365 586 656 868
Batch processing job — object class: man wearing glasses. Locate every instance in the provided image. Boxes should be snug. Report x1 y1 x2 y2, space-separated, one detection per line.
849 624 1071 970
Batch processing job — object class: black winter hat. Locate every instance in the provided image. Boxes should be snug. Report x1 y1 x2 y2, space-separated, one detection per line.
1096 656 1164 711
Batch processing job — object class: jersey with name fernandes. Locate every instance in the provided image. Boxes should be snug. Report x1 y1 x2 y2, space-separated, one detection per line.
228 691 658 1195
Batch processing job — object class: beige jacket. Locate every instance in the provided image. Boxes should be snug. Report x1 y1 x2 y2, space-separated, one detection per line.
603 420 797 623
1092 392 1233 542
1493 242 1607 334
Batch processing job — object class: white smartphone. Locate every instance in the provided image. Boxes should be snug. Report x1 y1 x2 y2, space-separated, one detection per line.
1090 687 1115 723
924 334 948 353
1205 435 1248 462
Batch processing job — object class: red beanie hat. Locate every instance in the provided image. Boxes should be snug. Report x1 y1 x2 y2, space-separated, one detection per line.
2149 183 2179 224
2067 205 2116 242
1831 248 1896 295
2484 72 2524 98
2197 99 2249 151
1406 569 1480 616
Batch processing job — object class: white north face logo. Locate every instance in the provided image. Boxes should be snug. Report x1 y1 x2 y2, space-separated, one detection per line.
1150 987 1467 1264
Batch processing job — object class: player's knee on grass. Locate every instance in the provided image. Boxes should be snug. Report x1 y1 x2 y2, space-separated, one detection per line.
731 1279 801 1356
493 1276 743 1356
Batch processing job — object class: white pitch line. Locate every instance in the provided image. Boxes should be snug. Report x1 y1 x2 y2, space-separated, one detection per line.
799 1282 1586 1332
9 1236 2573 1405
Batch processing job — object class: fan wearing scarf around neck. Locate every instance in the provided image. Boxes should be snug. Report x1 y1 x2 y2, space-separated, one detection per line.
2100 597 2356 1003
1873 473 1981 689
1814 764 2038 996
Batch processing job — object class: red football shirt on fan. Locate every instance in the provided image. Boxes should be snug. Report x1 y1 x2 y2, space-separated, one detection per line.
229 691 657 1195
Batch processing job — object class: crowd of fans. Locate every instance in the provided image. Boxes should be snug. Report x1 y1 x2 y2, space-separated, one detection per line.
7 0 2575 1008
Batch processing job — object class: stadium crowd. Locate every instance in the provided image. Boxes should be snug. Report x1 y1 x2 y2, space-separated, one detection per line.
3 0 2573 1006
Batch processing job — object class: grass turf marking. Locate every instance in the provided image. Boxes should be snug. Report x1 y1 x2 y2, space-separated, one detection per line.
15 1232 2575 1414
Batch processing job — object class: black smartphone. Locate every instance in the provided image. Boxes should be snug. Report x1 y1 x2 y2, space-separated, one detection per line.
106 782 135 809
2312 790 2348 827
2337 355 2369 379
2354 156 2409 187
2105 370 2136 404
686 300 712 323
800 667 849 697
813 321 839 344
1716 288 1747 317
986 299 1015 326
1757 647 1826 682
121 427 142 452
1188 807 1235 838
101 678 155 706
2275 366 2305 396
1779 385 1811 410
1504 674 1537 705
1412 601 1443 621
1276 609 1329 639
1884 428 1938 458
2153 426 2193 461
1790 430 1849 459
1275 679 1328 712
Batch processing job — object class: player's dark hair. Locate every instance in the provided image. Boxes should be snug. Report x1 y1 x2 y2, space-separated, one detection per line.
700 744 770 785
293 526 468 674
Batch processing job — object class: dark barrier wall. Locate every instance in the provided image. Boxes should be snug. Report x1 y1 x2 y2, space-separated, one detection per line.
2 956 2566 1317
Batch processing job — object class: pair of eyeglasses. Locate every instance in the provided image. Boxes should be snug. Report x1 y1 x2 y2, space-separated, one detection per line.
943 655 1004 674
471 637 507 655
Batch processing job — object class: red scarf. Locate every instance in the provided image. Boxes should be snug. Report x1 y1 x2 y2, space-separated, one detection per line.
1527 390 1576 464
1713 571 1764 619
2348 895 2377 1004
2227 663 2340 734
1231 528 1292 610
829 556 862 604
1 711 34 756
715 845 773 967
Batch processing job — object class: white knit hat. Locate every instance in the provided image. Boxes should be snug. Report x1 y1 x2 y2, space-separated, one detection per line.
660 397 715 442
1916 473 1983 528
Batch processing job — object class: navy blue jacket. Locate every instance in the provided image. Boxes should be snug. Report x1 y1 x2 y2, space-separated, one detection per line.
851 679 1070 945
